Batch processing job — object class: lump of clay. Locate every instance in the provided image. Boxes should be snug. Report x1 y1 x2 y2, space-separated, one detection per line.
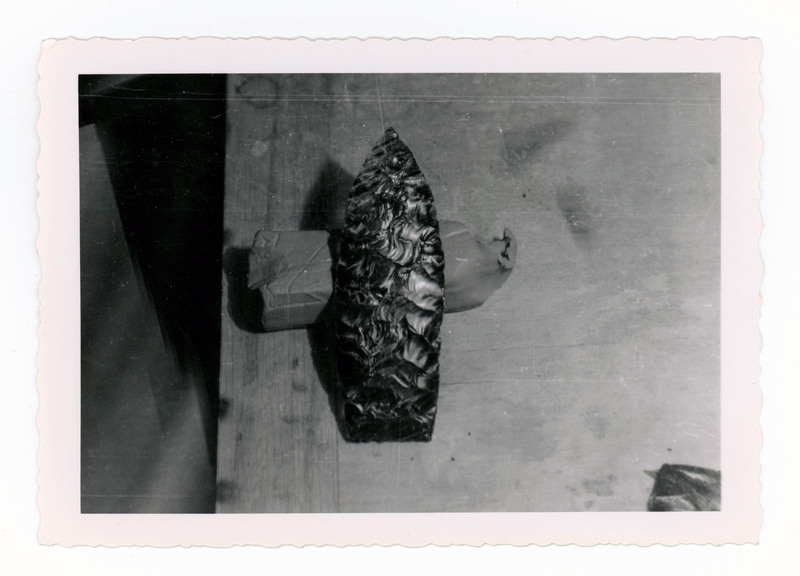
438 221 516 313
334 128 445 442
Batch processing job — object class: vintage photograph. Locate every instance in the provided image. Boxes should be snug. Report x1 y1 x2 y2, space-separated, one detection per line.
79 72 721 514
36 37 762 547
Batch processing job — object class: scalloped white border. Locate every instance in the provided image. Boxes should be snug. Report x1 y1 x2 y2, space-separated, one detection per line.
36 37 762 547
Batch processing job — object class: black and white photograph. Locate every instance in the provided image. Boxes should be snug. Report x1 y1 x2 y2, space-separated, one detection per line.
36 37 762 547
80 71 722 514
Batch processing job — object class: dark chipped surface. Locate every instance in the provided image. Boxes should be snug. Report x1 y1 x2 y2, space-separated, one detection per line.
334 128 445 442
647 464 721 511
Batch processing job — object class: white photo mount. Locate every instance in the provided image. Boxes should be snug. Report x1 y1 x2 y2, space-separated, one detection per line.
37 37 762 546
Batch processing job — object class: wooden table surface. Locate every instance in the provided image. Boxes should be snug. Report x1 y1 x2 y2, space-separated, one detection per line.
216 73 720 512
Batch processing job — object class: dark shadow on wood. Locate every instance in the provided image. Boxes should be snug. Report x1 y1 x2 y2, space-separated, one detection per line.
299 159 354 231
306 230 349 440
222 245 266 333
299 160 353 439
307 299 350 442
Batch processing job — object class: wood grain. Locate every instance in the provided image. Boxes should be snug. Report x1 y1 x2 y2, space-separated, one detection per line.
217 73 720 512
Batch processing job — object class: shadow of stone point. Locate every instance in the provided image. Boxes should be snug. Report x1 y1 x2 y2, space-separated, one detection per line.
222 244 266 334
299 158 353 232
307 300 350 441
221 157 355 439
302 158 354 440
